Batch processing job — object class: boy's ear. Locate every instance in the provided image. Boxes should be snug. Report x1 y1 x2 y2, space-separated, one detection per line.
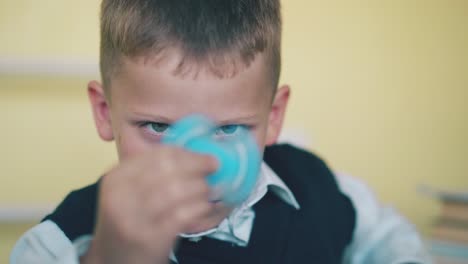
88 81 114 141
265 85 290 146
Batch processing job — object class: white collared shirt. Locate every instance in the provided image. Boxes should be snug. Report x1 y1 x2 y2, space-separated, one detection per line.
179 162 300 247
10 163 431 264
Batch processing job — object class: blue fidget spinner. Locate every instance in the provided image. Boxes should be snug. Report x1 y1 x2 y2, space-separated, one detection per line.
162 115 261 205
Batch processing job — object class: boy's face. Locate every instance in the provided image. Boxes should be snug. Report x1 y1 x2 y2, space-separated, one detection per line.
88 50 289 231
89 50 290 160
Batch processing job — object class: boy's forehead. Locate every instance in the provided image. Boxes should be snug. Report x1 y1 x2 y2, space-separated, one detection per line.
111 49 273 117
121 48 270 84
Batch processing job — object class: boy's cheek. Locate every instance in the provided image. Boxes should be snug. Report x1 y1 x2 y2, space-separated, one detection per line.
250 124 269 152
115 131 153 160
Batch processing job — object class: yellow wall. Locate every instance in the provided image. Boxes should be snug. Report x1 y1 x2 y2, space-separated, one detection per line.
1 0 467 261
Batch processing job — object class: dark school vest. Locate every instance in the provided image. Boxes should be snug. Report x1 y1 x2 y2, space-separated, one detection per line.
43 144 356 264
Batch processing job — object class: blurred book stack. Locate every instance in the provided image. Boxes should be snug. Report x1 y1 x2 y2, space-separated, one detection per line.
422 186 468 264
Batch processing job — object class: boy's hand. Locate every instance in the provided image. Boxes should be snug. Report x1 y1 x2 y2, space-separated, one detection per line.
81 145 217 264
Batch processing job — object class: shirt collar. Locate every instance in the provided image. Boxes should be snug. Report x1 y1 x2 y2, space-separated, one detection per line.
250 162 300 210
175 161 300 261
180 161 300 236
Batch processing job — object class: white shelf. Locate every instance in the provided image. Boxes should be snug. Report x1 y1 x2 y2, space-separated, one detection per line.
0 57 99 77
0 205 53 223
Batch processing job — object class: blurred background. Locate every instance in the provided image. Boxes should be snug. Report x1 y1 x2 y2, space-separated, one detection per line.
1 0 467 262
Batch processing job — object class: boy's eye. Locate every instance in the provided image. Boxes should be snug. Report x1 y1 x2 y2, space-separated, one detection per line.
144 122 170 134
215 124 242 136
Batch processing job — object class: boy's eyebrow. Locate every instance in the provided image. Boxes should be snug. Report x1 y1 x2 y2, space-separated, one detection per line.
217 115 258 125
129 111 175 123
130 111 258 125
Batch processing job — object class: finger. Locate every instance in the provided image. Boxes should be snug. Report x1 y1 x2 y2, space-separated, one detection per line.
159 197 212 235
150 145 219 176
167 146 218 175
145 177 210 220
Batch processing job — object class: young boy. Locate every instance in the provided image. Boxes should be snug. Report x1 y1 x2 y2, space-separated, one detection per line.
11 1 431 263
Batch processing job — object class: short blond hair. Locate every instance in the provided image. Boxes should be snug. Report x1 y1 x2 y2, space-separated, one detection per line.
99 0 282 93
